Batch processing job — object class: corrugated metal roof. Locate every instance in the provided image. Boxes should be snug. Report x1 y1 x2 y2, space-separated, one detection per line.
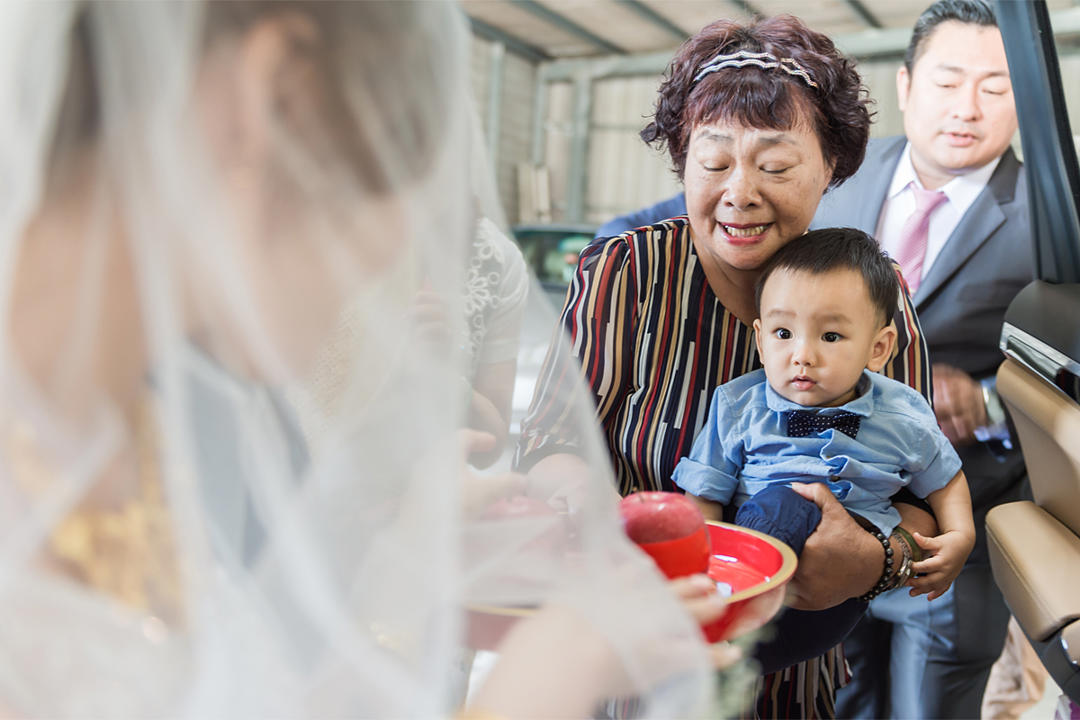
463 0 1079 61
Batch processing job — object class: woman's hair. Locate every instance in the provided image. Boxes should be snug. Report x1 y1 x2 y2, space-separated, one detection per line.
641 15 871 187
755 227 898 327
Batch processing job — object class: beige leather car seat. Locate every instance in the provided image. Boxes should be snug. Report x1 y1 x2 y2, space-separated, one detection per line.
988 282 1080 702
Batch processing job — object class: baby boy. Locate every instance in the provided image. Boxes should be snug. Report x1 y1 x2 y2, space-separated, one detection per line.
673 227 975 668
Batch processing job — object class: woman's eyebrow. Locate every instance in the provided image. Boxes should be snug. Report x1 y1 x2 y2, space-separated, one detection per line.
698 130 732 144
756 134 797 147
697 131 798 147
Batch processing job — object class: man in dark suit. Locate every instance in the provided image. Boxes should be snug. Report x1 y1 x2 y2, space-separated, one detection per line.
812 1 1034 717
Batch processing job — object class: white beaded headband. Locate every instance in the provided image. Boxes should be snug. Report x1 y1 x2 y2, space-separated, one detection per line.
692 50 819 89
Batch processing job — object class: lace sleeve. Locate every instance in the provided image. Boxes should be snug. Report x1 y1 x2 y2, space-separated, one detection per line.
465 218 528 372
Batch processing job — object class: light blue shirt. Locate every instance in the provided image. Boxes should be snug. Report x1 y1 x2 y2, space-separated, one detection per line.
672 368 962 534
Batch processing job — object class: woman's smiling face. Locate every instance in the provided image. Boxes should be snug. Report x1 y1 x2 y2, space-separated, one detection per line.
683 118 833 274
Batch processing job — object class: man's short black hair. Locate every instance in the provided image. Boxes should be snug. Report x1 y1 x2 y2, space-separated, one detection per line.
755 227 899 327
904 0 997 74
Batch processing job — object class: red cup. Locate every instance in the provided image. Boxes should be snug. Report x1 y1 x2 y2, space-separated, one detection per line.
633 524 711 579
701 521 797 643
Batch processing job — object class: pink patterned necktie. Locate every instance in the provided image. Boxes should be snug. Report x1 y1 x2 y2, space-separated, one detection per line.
895 185 947 294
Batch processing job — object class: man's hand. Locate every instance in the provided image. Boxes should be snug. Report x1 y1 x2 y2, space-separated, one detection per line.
785 482 881 611
932 363 987 446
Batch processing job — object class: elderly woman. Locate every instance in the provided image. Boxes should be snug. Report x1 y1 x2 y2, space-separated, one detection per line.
516 14 936 717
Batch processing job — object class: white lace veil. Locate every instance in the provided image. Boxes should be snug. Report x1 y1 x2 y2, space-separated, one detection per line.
0 1 715 717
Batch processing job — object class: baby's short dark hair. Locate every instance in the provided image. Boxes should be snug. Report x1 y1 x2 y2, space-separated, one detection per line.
755 227 898 327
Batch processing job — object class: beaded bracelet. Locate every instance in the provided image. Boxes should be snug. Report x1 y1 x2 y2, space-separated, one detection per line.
857 524 895 602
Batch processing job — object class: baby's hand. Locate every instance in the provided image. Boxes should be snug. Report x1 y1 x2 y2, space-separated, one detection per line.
906 530 975 601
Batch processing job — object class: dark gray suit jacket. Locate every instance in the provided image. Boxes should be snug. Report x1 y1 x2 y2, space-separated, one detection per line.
812 136 1035 561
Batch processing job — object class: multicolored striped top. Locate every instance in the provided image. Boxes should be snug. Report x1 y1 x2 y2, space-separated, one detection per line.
515 217 932 718
515 217 931 496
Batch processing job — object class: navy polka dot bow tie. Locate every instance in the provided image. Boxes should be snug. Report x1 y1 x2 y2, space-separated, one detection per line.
786 410 861 439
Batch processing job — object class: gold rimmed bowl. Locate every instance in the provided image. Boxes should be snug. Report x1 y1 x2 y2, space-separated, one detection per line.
701 521 797 642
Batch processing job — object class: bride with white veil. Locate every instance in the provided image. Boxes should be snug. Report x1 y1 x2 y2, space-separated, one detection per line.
0 1 759 717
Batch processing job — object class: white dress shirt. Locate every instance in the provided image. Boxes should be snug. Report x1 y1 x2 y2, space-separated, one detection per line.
876 143 1001 279
875 142 1011 445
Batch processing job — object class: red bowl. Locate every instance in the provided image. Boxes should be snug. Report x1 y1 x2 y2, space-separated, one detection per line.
465 604 534 651
465 522 797 651
701 521 797 643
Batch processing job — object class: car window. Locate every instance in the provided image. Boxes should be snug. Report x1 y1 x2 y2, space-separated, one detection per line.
512 226 595 308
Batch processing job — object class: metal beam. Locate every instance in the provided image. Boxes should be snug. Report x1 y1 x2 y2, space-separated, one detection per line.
996 0 1080 282
531 73 548 166
729 0 763 18
468 16 550 63
475 4 1080 69
486 41 505 166
1038 6 1080 34
566 73 593 223
833 27 911 59
538 49 677 82
615 0 687 43
537 26 915 82
844 0 883 29
513 0 626 55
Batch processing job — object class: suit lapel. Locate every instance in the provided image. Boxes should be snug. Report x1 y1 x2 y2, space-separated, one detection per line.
851 137 906 234
914 148 1021 306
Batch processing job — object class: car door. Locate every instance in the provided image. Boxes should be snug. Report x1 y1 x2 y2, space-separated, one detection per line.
987 0 1080 703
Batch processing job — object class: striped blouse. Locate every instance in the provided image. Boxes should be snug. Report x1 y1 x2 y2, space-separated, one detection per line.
514 217 932 719
516 217 931 495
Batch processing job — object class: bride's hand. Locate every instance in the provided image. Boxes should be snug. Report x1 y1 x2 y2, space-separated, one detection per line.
670 574 744 669
469 574 733 719
411 288 452 347
459 429 525 517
